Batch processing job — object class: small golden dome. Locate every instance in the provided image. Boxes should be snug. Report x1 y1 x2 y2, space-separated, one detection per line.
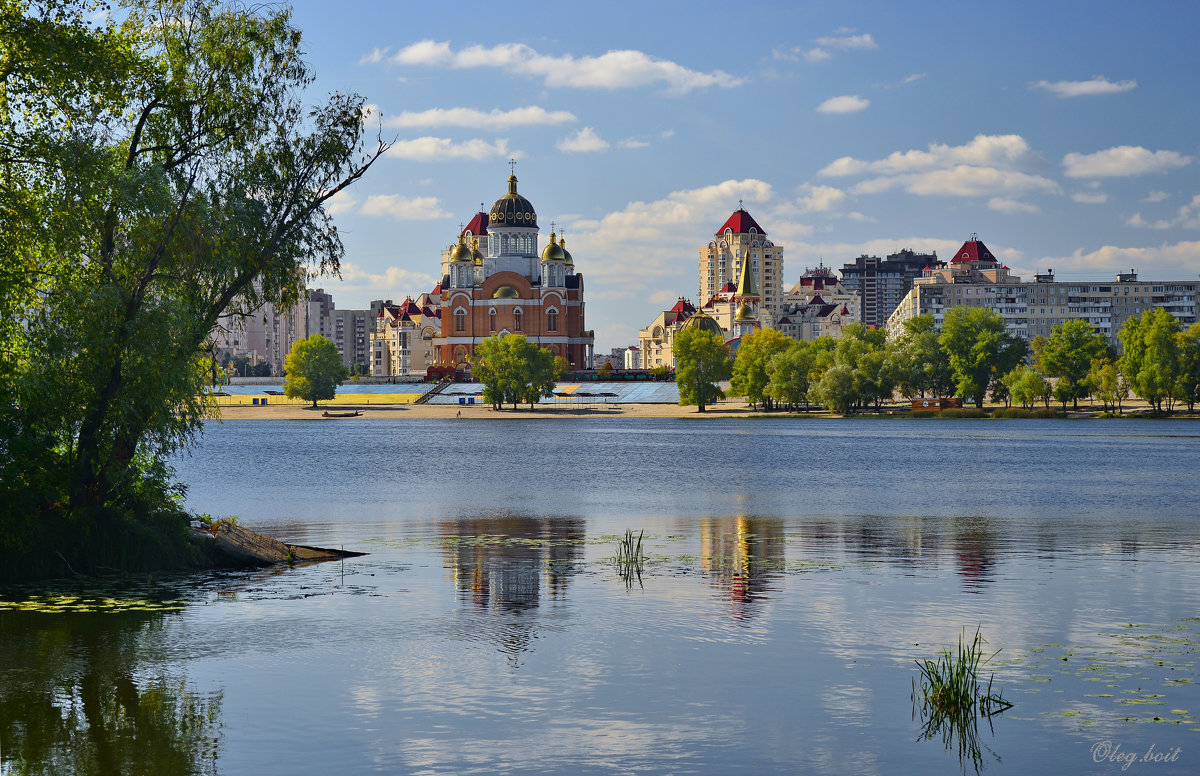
560 236 574 266
492 286 519 299
735 300 755 322
450 233 472 263
540 231 565 262
471 239 484 266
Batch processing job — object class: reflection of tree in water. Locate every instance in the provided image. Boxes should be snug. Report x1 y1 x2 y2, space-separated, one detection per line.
0 610 221 775
953 520 998 593
699 516 785 621
439 516 585 656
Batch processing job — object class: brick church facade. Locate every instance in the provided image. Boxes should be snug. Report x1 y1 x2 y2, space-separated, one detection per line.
436 173 594 370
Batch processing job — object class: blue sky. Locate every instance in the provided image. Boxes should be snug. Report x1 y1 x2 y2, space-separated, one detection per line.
288 0 1200 350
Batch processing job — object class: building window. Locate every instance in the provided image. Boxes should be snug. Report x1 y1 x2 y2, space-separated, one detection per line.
513 308 522 331
547 309 559 332
489 308 497 331
455 308 466 332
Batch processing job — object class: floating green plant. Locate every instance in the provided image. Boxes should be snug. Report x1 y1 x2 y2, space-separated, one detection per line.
614 529 646 588
912 627 1012 773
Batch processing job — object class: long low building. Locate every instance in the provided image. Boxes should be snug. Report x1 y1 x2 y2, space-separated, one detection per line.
886 235 1199 346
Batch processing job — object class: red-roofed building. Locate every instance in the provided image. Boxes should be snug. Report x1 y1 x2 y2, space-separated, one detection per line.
700 206 785 326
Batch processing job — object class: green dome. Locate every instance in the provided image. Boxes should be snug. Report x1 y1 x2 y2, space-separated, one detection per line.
492 286 519 299
489 175 538 228
683 311 723 336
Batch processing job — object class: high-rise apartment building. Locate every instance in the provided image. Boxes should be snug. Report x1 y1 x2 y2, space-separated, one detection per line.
698 207 784 326
886 235 1199 348
840 249 943 328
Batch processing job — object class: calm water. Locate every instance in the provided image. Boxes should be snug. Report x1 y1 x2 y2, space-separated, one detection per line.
3 418 1200 775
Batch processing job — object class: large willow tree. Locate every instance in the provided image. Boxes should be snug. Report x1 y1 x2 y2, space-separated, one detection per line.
0 0 387 576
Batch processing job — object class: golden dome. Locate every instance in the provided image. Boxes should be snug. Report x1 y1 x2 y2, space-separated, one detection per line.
683 311 723 336
492 286 519 299
735 301 755 322
450 233 472 263
489 174 538 228
471 239 484 266
541 231 565 262
560 236 574 266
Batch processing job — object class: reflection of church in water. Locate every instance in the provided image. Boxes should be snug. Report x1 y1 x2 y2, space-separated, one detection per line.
439 517 585 656
699 516 785 621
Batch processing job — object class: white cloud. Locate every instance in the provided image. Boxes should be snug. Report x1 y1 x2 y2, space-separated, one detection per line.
855 166 1058 198
384 106 576 129
818 134 1059 199
988 197 1040 215
324 189 359 216
557 127 610 153
388 40 743 94
1040 240 1200 277
618 138 650 149
814 33 878 49
901 73 926 85
386 137 512 162
1142 191 1169 203
1071 191 1108 204
772 46 830 63
660 129 675 139
820 134 1036 177
1126 195 1200 230
796 185 846 212
360 195 449 220
817 95 869 114
327 263 438 300
358 47 390 65
1030 76 1137 98
1062 146 1193 178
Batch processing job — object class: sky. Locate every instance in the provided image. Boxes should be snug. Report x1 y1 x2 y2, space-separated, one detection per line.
283 0 1200 351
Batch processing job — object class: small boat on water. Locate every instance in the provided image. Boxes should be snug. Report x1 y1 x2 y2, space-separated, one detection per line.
322 410 362 418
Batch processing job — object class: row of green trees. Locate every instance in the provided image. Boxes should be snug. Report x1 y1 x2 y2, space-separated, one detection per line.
1 0 384 579
680 306 1200 415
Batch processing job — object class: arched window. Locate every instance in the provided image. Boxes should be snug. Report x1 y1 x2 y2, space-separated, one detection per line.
547 308 559 332
454 308 466 332
489 307 497 331
513 308 523 331
502 235 510 253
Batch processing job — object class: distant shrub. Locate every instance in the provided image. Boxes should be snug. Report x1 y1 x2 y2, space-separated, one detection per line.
991 408 1067 419
909 410 941 418
938 408 990 419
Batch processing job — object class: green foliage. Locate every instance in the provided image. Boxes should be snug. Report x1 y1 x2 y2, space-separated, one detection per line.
0 0 385 577
614 529 646 587
939 307 1028 406
1002 365 1052 409
1039 320 1111 409
936 408 990 419
674 327 731 412
1174 323 1200 412
889 314 954 399
729 327 792 409
811 363 856 414
1088 359 1129 413
283 335 348 408
765 340 815 410
991 407 1066 419
1119 308 1181 412
472 334 558 410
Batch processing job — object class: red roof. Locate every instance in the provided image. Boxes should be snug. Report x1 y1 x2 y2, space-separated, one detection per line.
718 281 737 294
716 208 765 236
431 283 442 295
950 237 998 264
462 211 489 237
668 298 696 315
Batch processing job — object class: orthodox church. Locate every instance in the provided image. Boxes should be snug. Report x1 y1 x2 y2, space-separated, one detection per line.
435 173 594 370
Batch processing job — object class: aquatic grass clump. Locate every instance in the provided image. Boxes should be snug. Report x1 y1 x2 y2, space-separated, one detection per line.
913 627 1012 772
614 529 646 587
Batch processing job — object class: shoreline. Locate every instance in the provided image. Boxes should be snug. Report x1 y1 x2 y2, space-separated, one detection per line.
211 399 1192 421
